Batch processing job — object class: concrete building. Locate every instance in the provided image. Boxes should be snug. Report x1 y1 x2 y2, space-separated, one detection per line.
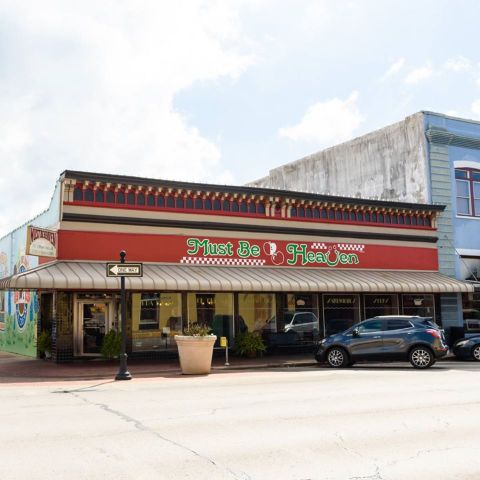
249 112 480 335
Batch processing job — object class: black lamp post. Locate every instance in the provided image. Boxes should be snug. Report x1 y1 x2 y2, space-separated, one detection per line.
115 250 132 381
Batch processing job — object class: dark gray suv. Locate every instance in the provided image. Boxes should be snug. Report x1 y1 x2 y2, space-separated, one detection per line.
315 316 448 369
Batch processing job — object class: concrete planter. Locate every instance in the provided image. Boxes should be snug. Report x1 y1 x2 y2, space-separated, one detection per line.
174 335 217 375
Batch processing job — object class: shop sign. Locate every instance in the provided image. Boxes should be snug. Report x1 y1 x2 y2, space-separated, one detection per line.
185 237 361 268
26 226 57 258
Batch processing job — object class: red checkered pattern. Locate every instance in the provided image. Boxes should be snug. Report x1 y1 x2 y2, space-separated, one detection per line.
335 243 365 252
180 257 265 266
311 242 328 250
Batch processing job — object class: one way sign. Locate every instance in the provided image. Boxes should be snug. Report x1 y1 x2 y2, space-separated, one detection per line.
106 263 143 277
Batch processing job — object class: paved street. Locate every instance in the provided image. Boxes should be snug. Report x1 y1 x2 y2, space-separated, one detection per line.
2 361 480 480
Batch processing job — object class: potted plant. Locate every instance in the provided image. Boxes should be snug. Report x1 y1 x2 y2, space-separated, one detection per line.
37 331 52 359
233 331 266 358
101 330 122 359
174 323 217 374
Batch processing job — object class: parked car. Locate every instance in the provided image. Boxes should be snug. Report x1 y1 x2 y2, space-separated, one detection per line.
315 315 448 369
283 311 319 338
452 336 480 361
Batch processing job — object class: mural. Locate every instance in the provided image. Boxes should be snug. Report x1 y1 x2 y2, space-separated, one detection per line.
0 254 39 356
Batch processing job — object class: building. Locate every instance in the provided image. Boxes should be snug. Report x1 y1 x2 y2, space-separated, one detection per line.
249 111 480 335
0 170 473 362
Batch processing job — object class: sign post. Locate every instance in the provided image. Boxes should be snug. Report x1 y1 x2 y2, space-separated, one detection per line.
106 251 144 381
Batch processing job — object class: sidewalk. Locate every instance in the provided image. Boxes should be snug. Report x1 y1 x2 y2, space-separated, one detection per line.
0 351 318 384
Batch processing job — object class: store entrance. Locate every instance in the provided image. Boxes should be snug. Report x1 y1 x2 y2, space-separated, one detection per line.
76 301 113 356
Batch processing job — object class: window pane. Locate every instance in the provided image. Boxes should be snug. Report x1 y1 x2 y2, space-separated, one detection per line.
73 187 83 201
248 202 256 213
456 179 470 197
472 172 480 181
290 207 297 217
131 293 183 352
457 197 471 215
455 169 468 179
204 199 212 210
358 320 382 332
257 203 265 214
231 202 239 212
222 200 230 211
386 319 412 330
127 192 135 205
166 196 175 208
95 190 104 202
186 197 194 209
116 191 125 204
238 293 276 334
475 200 480 216
474 182 480 198
137 193 145 206
106 190 115 203
364 294 399 318
194 198 203 209
214 199 221 211
323 294 360 335
84 189 94 201
147 194 155 206
157 196 165 207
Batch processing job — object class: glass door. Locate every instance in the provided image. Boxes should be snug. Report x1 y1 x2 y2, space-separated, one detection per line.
79 302 111 355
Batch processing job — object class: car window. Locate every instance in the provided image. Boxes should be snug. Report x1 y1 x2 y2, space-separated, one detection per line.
293 313 315 324
357 320 382 333
386 319 412 331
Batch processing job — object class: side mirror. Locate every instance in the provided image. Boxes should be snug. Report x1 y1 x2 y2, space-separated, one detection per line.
352 328 360 337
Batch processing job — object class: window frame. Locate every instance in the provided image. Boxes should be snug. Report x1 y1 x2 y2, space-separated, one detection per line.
456 168 480 217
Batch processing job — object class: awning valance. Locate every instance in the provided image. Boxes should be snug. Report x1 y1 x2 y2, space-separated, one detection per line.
0 261 474 293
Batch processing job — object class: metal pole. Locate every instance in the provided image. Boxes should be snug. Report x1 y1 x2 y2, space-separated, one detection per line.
115 250 132 380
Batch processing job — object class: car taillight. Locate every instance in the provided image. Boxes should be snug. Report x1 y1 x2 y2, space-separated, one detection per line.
426 329 441 339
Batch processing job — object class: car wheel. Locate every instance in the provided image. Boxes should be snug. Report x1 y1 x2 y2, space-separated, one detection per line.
472 345 480 361
326 347 349 368
409 346 434 369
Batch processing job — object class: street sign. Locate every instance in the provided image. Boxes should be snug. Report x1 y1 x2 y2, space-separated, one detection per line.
106 263 143 277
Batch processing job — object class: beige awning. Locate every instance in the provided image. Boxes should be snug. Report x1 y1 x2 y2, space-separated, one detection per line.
0 261 474 293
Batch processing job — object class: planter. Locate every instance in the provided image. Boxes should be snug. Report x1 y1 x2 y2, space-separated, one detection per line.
174 335 217 375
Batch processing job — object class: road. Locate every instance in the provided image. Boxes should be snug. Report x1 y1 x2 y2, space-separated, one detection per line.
1 361 480 480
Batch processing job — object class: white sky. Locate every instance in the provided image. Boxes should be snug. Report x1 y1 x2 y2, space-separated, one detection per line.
1 0 480 237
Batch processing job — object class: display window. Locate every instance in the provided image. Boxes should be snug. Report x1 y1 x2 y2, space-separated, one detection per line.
323 294 360 336
401 294 434 317
364 294 399 319
131 292 182 352
187 292 234 346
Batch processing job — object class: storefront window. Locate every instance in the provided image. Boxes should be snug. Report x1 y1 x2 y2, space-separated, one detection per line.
323 294 360 336
462 293 480 333
281 293 320 344
401 294 434 317
238 293 276 333
364 294 399 319
131 292 182 352
187 293 233 346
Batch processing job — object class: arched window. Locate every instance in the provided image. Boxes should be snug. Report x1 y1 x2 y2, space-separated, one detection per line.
290 207 297 217
321 209 328 219
222 200 230 211
257 203 265 214
240 202 247 213
214 199 221 211
166 196 175 208
418 216 424 227
391 214 398 224
306 208 312 218
313 208 320 219
84 188 94 202
73 187 83 201
405 215 411 225
357 211 364 222
248 203 256 214
186 197 194 209
371 212 377 222
95 189 104 203
378 213 384 223
194 198 203 209
137 192 145 206
328 210 335 220
127 192 135 205
157 195 165 208
176 198 185 209
398 215 405 225
231 202 239 212
412 216 417 226
117 191 125 204
106 190 115 204
335 210 342 220
204 199 212 210
147 194 155 206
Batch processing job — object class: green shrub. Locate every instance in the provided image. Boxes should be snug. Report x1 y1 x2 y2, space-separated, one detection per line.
183 323 212 336
37 331 52 355
101 330 122 359
233 331 266 358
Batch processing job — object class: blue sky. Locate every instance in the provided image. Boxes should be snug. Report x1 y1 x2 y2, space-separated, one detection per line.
1 0 480 236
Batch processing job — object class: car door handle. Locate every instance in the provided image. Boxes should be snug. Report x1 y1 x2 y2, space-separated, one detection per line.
373 336 381 339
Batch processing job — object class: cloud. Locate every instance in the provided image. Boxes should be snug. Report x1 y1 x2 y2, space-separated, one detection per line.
444 56 472 72
404 64 433 84
0 1 255 237
472 99 480 118
380 58 405 80
278 91 365 145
